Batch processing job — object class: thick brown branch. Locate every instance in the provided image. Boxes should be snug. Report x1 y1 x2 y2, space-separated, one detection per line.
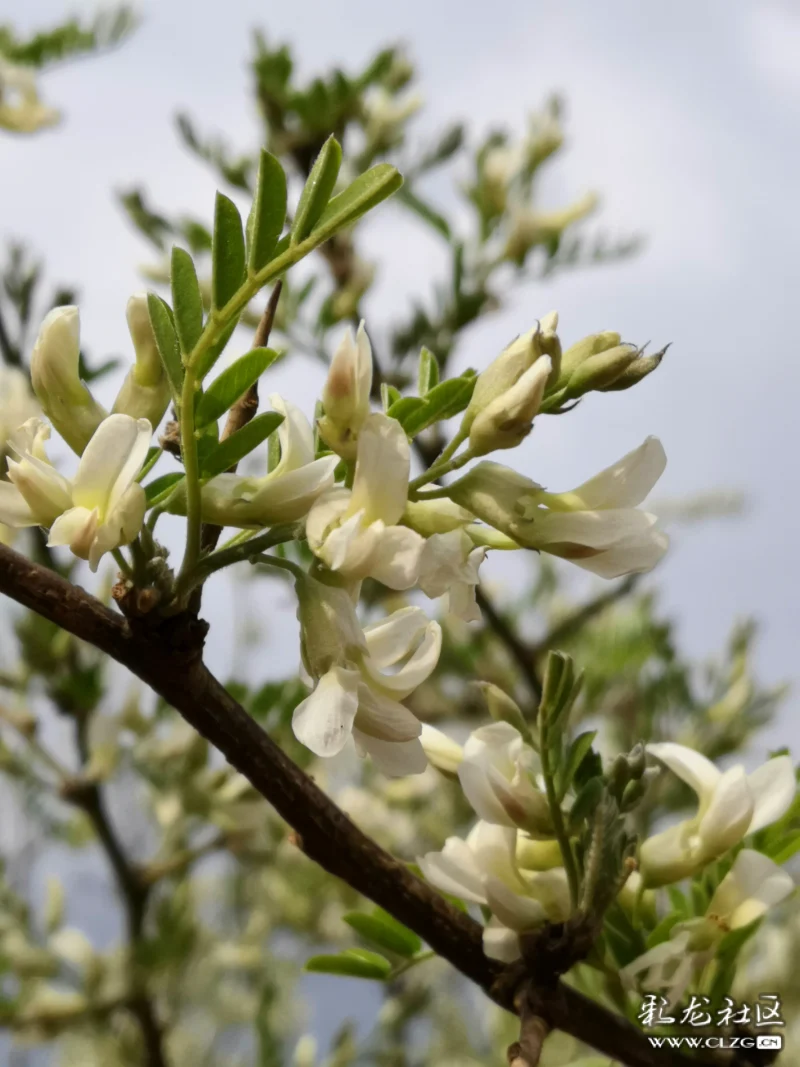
0 544 713 1067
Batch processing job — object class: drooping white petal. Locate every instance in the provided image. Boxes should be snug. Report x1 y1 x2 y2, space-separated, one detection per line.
354 684 422 742
48 507 98 560
708 849 795 930
362 607 430 667
353 731 427 777
348 413 409 525
419 837 486 903
459 758 516 827
697 766 754 858
419 724 463 775
565 437 667 509
647 743 721 802
361 621 442 700
482 918 522 962
0 481 37 526
72 415 151 516
564 526 668 578
365 524 425 590
466 822 519 885
532 507 659 551
292 667 360 757
484 874 547 932
746 756 796 834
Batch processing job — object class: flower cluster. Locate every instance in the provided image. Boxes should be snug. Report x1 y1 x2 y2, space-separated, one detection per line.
0 300 671 772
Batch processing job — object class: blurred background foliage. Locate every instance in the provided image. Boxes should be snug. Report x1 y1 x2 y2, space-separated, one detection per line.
0 10 796 1067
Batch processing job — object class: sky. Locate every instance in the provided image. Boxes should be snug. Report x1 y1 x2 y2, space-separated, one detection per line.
2 0 800 1052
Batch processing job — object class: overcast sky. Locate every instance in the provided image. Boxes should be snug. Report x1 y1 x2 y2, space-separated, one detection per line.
3 0 800 1048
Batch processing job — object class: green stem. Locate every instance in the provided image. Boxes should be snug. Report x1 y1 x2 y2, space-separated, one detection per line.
540 723 580 910
182 525 298 592
136 447 163 482
436 427 468 467
254 553 306 581
408 447 474 494
389 949 435 980
112 548 134 580
176 367 202 596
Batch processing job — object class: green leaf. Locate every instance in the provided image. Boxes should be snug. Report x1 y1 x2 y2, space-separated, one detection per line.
310 163 402 245
343 910 422 958
200 412 284 477
417 347 440 395
381 382 402 411
558 731 598 801
305 949 391 981
567 777 604 833
401 373 477 437
171 247 204 356
248 150 287 272
196 348 282 428
765 829 800 866
291 136 342 245
146 293 183 399
387 396 425 423
145 472 184 505
212 192 246 311
195 315 241 381
397 186 451 240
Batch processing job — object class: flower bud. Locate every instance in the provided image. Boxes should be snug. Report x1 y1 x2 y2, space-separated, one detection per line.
516 837 564 871
317 322 373 459
597 346 666 392
0 60 60 134
419 724 463 777
476 682 531 740
111 294 171 428
504 192 598 264
564 344 639 399
31 307 107 455
468 356 551 456
558 331 622 383
461 315 559 436
402 497 473 537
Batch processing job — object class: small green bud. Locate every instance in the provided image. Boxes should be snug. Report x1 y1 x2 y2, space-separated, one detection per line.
598 346 667 392
476 681 532 742
564 344 639 398
558 331 621 383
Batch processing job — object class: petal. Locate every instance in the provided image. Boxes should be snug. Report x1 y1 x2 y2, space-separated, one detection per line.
533 508 659 551
0 481 37 527
361 621 441 700
292 667 360 757
466 821 519 885
248 456 339 524
647 743 720 802
353 732 427 777
639 822 698 888
354 683 422 742
7 454 72 524
484 874 547 932
318 511 380 576
419 724 464 775
348 413 409 525
305 488 351 550
48 506 98 561
564 437 667 510
459 760 516 827
747 756 796 833
72 415 151 515
419 837 486 903
526 868 572 922
563 527 668 578
697 766 754 859
709 849 794 928
366 525 425 590
362 606 430 667
482 918 522 962
268 394 315 473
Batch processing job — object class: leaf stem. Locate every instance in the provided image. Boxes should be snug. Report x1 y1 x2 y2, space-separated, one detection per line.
176 366 202 596
540 721 580 910
112 548 134 580
181 525 299 592
408 446 474 494
253 553 306 581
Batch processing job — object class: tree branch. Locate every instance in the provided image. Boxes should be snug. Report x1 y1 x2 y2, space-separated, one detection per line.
531 574 640 660
0 543 715 1067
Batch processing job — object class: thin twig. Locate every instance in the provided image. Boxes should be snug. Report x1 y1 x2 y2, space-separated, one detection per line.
531 574 639 660
476 588 542 702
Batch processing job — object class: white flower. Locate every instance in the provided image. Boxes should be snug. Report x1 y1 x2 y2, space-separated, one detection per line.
47 415 151 571
623 850 794 1003
417 529 485 622
0 419 73 528
419 821 570 961
449 437 669 579
0 366 39 451
0 60 60 134
317 322 373 459
363 89 422 145
306 413 425 589
504 192 598 263
30 306 108 456
0 414 150 570
419 724 464 777
194 396 339 527
639 743 796 887
111 293 171 429
292 577 441 776
458 723 552 837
